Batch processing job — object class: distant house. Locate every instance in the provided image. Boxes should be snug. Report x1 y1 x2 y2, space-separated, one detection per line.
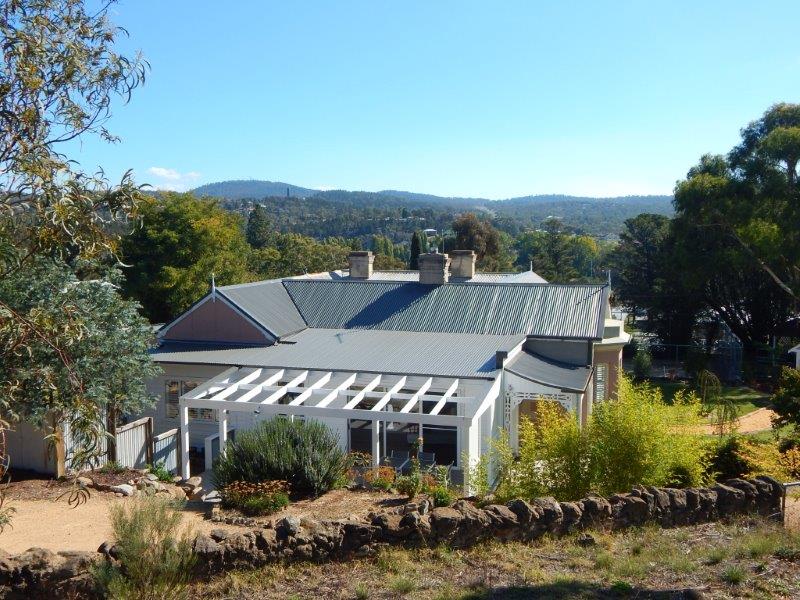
143 250 629 483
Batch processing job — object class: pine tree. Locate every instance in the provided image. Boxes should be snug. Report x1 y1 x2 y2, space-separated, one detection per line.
410 231 422 269
246 205 272 249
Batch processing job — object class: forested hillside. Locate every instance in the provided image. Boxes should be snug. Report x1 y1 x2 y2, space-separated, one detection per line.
193 179 672 240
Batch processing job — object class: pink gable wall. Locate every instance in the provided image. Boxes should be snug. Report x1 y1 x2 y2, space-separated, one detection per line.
162 298 271 344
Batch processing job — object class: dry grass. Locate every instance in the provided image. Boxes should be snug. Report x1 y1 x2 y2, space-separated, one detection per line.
195 517 800 599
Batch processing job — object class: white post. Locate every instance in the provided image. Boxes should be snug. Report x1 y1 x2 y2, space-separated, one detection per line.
219 409 228 459
458 421 475 496
371 420 381 467
180 402 190 480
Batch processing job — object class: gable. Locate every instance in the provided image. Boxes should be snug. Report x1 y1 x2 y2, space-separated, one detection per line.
159 295 273 344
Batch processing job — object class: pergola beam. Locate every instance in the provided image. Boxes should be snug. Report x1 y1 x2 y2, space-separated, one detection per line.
429 379 459 415
182 366 239 400
234 369 285 402
289 372 333 406
371 376 407 412
316 373 358 407
399 378 433 413
343 374 382 409
259 371 308 404
207 368 264 401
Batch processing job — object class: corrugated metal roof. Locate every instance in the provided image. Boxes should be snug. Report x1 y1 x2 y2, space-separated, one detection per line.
151 329 524 379
217 279 306 338
282 280 608 339
505 349 593 392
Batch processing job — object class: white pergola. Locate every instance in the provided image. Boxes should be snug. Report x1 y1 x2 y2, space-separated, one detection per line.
179 366 501 479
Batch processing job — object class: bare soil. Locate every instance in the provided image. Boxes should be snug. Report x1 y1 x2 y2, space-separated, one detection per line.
693 407 777 435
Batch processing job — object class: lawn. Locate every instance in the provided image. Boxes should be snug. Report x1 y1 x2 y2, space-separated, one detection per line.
652 381 770 418
198 517 800 599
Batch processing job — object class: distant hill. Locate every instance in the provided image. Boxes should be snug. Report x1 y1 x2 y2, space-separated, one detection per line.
191 179 671 208
192 179 318 200
190 179 673 240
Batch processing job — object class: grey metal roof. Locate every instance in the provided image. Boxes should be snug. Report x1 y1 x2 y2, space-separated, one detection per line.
217 279 306 338
505 349 593 392
282 280 608 339
151 329 525 379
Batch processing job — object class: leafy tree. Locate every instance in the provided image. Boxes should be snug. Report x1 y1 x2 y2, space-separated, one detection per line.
697 370 737 437
610 214 670 319
0 0 147 475
452 213 514 271
248 233 350 279
529 218 578 282
771 367 800 433
0 259 160 469
246 204 272 249
120 193 255 322
569 235 600 279
674 103 800 305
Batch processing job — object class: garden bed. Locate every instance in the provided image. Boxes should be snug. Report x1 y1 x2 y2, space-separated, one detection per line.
210 487 409 526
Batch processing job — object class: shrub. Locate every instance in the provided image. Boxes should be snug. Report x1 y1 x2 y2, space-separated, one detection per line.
632 348 652 380
471 375 709 502
212 418 348 497
709 435 790 481
147 460 174 483
94 496 195 599
395 474 421 499
430 486 453 507
220 480 291 516
364 466 395 491
100 460 125 475
771 366 800 431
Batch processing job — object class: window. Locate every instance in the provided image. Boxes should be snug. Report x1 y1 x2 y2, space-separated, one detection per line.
595 364 608 402
165 380 217 421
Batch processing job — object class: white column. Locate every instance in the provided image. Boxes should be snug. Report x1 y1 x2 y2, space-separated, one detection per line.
180 402 190 480
461 421 472 495
219 408 228 459
371 420 381 467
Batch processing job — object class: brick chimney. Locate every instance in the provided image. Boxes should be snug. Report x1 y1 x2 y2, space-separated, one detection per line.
348 251 374 279
449 250 476 279
418 251 450 285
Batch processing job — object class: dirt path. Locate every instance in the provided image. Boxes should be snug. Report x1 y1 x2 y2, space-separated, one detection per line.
694 407 776 435
0 495 228 554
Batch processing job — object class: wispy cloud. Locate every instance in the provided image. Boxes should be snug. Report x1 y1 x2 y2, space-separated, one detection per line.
145 167 201 191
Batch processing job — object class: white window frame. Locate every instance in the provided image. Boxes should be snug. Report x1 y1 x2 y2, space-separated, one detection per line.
165 380 218 422
595 364 608 403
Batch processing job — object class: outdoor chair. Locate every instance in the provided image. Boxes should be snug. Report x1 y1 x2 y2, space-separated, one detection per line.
387 450 410 474
418 451 436 470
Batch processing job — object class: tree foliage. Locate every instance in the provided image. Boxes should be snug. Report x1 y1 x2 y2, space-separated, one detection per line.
0 0 148 474
452 213 514 271
245 204 272 249
120 193 255 323
771 367 800 433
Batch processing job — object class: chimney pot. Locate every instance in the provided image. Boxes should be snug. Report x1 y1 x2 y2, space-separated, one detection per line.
449 250 476 279
418 251 450 285
348 251 374 279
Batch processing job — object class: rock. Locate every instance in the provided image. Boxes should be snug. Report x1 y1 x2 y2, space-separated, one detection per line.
611 494 649 528
483 505 520 540
97 541 119 559
711 483 746 516
172 475 184 484
193 533 221 554
576 533 596 547
209 528 231 542
532 497 563 533
429 507 463 541
277 516 302 537
506 499 540 526
185 476 202 487
202 490 222 503
559 502 583 533
76 476 93 488
110 483 135 497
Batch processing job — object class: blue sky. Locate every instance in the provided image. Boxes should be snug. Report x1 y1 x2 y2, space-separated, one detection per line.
70 0 800 198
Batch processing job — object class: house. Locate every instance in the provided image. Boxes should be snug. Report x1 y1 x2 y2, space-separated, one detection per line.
143 250 630 481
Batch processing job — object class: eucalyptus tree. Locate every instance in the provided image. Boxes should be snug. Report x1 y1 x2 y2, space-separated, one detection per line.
0 0 148 477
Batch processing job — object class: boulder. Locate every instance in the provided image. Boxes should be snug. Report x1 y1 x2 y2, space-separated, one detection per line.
532 497 563 534
559 502 583 533
110 484 135 497
711 483 746 516
428 507 463 542
482 504 520 540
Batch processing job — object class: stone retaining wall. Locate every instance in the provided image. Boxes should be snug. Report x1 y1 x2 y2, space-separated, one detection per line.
0 477 783 597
